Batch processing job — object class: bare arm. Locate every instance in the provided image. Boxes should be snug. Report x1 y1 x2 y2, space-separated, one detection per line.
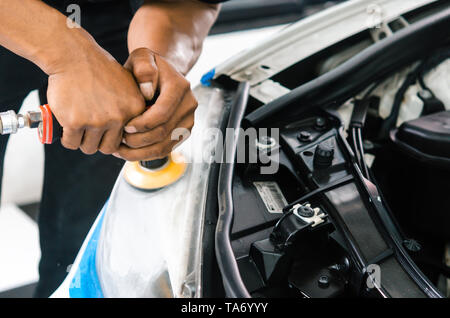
0 0 94 75
0 0 146 155
128 0 220 75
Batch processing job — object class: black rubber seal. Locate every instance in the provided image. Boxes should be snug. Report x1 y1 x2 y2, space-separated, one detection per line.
215 82 251 298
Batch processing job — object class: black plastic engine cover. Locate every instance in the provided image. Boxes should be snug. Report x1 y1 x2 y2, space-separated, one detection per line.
392 110 450 166
376 111 450 241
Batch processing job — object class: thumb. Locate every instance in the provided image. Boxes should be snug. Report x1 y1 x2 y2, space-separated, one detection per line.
125 48 159 101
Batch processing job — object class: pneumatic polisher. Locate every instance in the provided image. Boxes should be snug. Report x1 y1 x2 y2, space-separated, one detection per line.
0 105 186 190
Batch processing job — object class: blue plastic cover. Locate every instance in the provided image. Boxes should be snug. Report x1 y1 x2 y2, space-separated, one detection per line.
68 203 108 298
200 68 216 87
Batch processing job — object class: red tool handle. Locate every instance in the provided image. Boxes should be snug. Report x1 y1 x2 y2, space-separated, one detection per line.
38 104 63 144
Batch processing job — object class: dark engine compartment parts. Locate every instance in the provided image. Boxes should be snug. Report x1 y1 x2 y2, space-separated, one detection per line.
227 110 442 298
372 110 450 287
213 2 450 298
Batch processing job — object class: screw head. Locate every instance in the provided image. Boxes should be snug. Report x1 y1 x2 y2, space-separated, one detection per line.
298 131 312 142
318 275 330 288
296 205 315 218
315 117 327 131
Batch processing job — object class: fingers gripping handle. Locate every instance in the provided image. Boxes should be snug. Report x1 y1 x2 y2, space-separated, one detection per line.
38 105 168 167
38 104 62 144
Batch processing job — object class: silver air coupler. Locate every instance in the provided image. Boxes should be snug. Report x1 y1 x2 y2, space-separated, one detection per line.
0 110 42 135
0 105 61 144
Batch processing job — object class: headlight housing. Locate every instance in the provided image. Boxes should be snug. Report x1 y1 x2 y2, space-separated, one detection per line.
54 85 228 298
96 86 227 297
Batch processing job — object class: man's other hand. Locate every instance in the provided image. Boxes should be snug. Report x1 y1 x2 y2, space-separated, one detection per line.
117 48 198 161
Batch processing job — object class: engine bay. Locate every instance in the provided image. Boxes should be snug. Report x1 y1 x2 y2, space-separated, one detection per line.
212 2 450 298
230 107 449 298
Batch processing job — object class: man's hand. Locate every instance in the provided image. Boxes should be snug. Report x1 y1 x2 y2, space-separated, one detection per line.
47 43 146 155
117 0 220 161
116 48 197 161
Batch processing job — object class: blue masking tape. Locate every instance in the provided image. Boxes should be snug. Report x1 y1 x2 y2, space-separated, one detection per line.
200 68 216 87
68 202 108 298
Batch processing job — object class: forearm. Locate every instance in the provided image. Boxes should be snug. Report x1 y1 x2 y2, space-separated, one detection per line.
0 0 105 75
128 0 219 75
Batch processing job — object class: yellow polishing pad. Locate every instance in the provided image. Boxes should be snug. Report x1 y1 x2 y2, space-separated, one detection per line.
123 153 187 190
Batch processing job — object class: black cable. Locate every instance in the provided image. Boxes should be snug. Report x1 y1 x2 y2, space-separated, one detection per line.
417 70 429 90
378 62 425 139
362 80 383 100
349 95 375 180
350 126 370 180
272 210 294 235
351 127 363 172
357 127 370 179
379 47 450 139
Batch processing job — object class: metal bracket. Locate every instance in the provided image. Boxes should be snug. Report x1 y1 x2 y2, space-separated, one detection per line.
250 79 291 104
292 203 326 227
